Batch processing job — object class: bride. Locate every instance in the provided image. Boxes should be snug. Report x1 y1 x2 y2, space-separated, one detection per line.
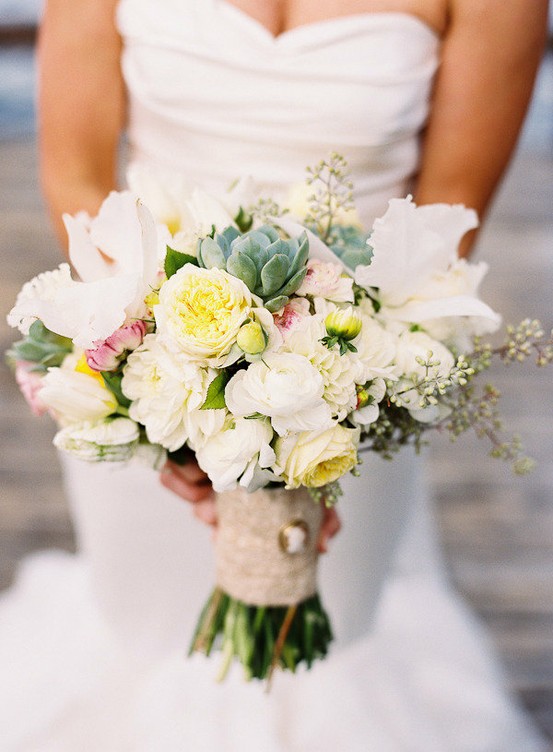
1 0 550 749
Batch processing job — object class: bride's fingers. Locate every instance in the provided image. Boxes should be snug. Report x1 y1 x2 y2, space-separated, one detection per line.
164 458 209 484
317 506 341 554
160 463 213 504
192 498 218 526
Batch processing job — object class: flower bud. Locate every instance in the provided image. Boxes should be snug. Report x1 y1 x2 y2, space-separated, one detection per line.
53 417 140 462
85 321 147 372
325 307 362 341
236 321 266 355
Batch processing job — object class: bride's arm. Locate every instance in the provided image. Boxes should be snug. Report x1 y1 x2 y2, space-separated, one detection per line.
414 0 549 256
37 0 125 247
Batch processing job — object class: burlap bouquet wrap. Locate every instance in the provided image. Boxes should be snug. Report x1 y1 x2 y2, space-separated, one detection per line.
215 486 323 607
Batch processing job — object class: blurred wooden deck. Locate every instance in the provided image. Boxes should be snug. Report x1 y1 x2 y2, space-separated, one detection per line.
0 49 552 742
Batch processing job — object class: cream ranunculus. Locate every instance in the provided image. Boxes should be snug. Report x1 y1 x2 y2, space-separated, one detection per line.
155 265 254 367
283 314 359 421
195 417 277 493
225 352 333 436
53 417 140 462
39 353 118 425
122 334 226 451
274 424 359 489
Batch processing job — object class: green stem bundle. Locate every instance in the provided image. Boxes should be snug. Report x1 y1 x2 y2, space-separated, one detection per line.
189 588 333 683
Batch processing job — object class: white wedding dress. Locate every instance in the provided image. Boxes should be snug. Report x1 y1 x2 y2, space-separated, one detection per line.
0 2 548 750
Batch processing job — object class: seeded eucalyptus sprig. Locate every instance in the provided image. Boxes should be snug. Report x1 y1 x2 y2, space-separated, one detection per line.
304 152 355 243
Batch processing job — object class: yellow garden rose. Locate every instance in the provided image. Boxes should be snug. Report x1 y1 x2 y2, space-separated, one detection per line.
155 264 254 366
274 424 359 489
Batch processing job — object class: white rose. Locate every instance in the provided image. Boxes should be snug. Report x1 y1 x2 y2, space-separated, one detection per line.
53 418 139 462
122 334 226 451
274 424 359 488
196 417 277 493
155 265 253 367
39 354 117 425
225 352 333 436
296 259 354 303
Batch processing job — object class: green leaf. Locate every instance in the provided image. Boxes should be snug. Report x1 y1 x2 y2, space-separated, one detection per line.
198 237 227 269
288 232 310 277
7 320 73 371
264 295 289 313
101 370 131 409
201 372 229 410
164 246 198 278
260 253 289 296
234 206 253 232
275 267 307 298
227 251 258 291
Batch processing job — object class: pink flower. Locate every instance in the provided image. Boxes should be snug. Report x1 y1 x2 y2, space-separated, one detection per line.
296 259 354 303
273 298 310 337
85 320 147 372
15 361 48 416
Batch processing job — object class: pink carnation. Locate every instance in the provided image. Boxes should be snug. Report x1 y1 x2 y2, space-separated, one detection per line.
85 320 147 372
15 361 48 416
296 259 354 303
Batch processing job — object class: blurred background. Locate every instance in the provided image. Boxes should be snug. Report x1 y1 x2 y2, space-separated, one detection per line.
1 1 552 741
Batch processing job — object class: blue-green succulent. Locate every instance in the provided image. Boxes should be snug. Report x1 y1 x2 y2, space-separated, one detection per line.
197 225 309 312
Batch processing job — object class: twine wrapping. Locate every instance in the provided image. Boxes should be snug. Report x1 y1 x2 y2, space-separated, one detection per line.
215 486 323 607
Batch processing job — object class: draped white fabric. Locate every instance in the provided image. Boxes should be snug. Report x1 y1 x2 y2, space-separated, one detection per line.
0 2 548 749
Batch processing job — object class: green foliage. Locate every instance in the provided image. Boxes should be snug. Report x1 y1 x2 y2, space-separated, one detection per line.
198 225 309 311
7 320 73 372
101 369 131 409
201 372 229 410
164 245 199 279
189 589 333 682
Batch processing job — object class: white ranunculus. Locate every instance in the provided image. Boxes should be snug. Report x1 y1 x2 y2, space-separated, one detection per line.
122 334 226 451
7 264 74 335
274 424 359 489
296 259 354 303
53 418 139 462
351 312 399 382
39 355 118 425
196 417 277 493
225 352 333 436
155 265 254 367
283 313 359 420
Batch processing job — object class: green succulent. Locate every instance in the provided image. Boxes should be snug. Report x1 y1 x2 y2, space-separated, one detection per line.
197 225 309 312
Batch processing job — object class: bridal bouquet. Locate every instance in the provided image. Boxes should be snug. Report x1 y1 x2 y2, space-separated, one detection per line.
7 155 553 682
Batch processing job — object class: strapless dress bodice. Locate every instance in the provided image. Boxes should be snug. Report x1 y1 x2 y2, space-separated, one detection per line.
116 0 440 224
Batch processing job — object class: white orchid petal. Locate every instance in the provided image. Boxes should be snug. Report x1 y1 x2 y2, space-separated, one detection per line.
64 213 111 282
355 197 478 306
382 295 501 328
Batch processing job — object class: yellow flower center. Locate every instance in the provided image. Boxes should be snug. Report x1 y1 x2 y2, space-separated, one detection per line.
74 354 105 385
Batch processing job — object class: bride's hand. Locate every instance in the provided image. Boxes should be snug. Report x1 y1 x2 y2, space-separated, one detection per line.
160 459 217 525
160 459 341 552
